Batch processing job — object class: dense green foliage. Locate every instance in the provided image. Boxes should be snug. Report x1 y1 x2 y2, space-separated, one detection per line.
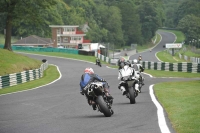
0 0 199 50
0 0 164 50
163 0 200 46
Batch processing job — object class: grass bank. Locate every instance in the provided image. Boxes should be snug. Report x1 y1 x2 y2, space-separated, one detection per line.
154 80 200 133
156 50 188 63
0 49 42 76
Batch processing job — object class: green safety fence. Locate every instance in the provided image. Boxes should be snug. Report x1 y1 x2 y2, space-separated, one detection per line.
0 45 79 54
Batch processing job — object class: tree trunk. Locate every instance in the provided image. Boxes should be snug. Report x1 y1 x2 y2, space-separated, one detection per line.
4 14 12 51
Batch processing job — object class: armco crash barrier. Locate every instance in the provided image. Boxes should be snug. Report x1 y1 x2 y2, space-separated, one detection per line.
0 61 49 89
95 52 200 73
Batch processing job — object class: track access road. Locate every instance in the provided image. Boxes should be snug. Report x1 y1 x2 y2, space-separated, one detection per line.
129 30 176 61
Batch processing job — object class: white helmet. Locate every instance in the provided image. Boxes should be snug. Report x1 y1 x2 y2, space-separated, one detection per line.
84 68 94 74
133 59 137 64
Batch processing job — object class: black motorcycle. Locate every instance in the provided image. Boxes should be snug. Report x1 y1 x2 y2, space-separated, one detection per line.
119 75 139 104
96 59 101 67
83 82 114 117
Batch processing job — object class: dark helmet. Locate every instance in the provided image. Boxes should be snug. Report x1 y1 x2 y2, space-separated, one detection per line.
118 57 126 68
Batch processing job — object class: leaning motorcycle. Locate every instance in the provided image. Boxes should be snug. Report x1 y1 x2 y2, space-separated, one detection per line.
83 82 114 117
96 59 102 67
119 75 139 104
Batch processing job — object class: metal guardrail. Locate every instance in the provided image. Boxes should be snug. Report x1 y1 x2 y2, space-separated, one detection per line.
0 61 49 89
178 53 200 64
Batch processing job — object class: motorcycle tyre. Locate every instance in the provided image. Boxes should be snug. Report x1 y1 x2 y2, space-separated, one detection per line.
128 87 136 104
96 96 112 117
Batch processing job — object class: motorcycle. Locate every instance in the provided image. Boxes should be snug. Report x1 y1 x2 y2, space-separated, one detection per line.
138 57 142 62
96 59 101 67
119 75 139 104
83 82 114 117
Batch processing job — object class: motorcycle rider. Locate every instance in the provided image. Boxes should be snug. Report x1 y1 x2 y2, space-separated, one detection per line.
118 60 140 94
96 58 101 66
138 55 142 62
131 59 145 85
117 57 131 70
79 67 113 110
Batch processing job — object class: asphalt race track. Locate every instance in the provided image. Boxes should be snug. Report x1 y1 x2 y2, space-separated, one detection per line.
0 31 198 133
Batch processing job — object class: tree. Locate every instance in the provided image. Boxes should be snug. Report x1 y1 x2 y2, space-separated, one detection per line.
137 0 162 43
115 2 142 46
177 14 200 44
96 5 124 46
0 0 57 51
174 0 200 27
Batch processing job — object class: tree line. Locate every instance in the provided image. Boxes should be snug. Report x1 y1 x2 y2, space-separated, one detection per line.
0 0 199 51
163 0 200 46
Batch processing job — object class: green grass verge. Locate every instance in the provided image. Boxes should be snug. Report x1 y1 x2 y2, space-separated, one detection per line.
137 41 156 52
16 50 112 67
154 80 200 133
0 65 59 95
17 50 109 64
0 49 42 76
179 49 200 58
155 32 162 44
156 50 189 63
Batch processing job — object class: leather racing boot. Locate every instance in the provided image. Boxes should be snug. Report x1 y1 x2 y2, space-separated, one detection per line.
104 88 113 99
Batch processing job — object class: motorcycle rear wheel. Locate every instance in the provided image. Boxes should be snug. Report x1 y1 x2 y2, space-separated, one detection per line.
128 87 136 104
96 96 112 117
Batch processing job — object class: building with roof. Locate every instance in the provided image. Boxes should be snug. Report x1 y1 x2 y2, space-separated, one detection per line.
49 25 91 49
12 35 53 47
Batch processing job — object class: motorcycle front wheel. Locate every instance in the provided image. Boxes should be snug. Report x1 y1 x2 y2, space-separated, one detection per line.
128 87 136 104
96 96 112 117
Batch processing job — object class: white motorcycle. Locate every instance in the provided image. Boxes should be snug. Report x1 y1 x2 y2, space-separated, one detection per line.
118 67 139 104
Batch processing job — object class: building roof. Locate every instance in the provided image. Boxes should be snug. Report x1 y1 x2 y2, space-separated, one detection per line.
12 35 52 46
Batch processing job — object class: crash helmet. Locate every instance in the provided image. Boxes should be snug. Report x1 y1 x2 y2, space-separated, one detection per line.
139 55 142 57
119 59 126 68
84 68 94 74
133 59 138 64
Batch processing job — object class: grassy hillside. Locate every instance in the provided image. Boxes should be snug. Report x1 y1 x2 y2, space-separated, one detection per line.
0 49 42 76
